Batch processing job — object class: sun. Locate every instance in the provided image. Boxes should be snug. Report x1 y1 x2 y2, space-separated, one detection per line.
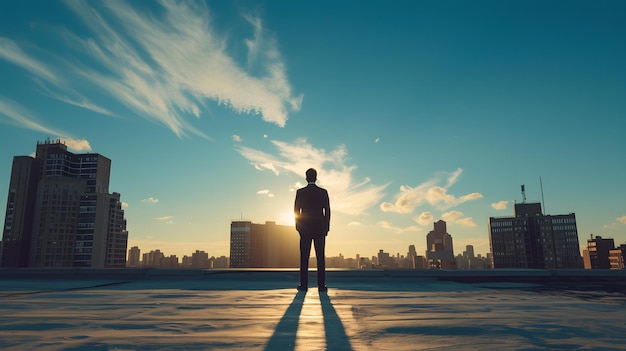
277 211 296 227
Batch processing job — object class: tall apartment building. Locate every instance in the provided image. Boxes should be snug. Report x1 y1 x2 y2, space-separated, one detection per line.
609 244 626 270
584 235 615 269
1 140 128 268
489 202 582 269
127 246 141 267
426 220 456 269
229 220 299 268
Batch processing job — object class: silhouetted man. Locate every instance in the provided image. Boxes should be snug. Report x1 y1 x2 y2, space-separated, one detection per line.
294 168 330 292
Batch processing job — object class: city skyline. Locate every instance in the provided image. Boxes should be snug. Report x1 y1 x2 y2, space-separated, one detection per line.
1 1 626 260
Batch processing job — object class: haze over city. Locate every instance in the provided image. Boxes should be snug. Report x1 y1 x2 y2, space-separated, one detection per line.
1 0 625 260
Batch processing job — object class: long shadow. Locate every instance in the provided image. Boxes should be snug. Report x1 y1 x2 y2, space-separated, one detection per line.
319 293 354 351
264 291 306 351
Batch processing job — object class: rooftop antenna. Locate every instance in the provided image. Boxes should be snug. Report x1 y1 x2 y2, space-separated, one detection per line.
521 184 526 203
539 176 548 213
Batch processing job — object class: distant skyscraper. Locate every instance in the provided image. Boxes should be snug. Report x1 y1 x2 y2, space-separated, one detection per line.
609 244 626 270
426 220 456 269
1 140 128 268
489 202 582 269
377 249 396 268
128 246 141 268
191 250 210 268
229 221 299 268
586 235 615 269
142 250 164 268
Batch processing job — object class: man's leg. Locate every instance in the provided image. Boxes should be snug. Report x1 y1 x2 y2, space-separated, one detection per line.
313 235 326 288
299 233 312 288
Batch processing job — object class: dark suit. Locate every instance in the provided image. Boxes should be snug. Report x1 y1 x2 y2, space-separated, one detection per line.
294 182 330 288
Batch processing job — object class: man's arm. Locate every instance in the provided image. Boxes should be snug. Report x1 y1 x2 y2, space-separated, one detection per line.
324 190 330 233
294 190 301 232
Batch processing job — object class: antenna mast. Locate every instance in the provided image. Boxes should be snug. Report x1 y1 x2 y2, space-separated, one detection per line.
521 184 526 203
539 176 548 213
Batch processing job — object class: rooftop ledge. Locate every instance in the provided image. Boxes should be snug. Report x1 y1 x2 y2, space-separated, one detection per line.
2 267 626 285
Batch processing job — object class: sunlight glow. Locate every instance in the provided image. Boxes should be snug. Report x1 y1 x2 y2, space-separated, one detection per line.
277 211 296 227
295 293 325 350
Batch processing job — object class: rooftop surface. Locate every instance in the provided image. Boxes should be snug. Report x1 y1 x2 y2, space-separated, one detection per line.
1 269 626 351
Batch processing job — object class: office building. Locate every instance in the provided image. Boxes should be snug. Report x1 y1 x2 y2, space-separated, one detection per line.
128 246 141 268
585 235 615 269
1 140 128 268
489 202 582 269
426 220 456 269
229 221 299 268
609 244 626 270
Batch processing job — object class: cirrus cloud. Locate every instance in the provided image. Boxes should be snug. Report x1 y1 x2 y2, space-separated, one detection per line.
141 197 160 203
618 216 626 225
1 1 301 139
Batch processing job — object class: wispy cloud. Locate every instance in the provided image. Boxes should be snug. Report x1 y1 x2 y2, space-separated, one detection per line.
63 1 301 136
380 168 483 214
141 197 160 203
377 221 421 234
618 216 626 225
237 138 388 216
155 215 173 224
232 135 242 143
257 189 275 198
1 2 300 138
0 98 92 151
0 37 60 85
491 200 508 211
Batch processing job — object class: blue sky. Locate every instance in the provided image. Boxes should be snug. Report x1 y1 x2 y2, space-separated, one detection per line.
1 0 625 260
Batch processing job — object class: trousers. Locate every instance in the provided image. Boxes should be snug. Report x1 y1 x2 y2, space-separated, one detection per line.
299 233 326 287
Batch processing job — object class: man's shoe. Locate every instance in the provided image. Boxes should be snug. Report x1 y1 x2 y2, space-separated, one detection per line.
318 285 327 293
297 284 308 292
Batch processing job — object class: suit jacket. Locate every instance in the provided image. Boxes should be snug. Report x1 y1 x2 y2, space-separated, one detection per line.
294 183 330 236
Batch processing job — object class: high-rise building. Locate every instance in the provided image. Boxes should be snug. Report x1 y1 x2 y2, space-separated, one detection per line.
377 249 396 268
191 250 210 268
229 221 299 268
142 250 164 268
585 235 615 269
609 244 626 270
1 140 128 268
489 202 582 269
128 246 141 267
426 220 456 269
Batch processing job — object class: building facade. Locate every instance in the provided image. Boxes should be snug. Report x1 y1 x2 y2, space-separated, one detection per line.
229 221 299 268
425 220 456 269
609 244 626 270
1 140 128 268
489 202 582 269
584 235 615 269
128 246 141 267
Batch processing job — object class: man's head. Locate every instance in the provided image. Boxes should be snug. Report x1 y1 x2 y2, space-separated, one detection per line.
305 168 317 182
